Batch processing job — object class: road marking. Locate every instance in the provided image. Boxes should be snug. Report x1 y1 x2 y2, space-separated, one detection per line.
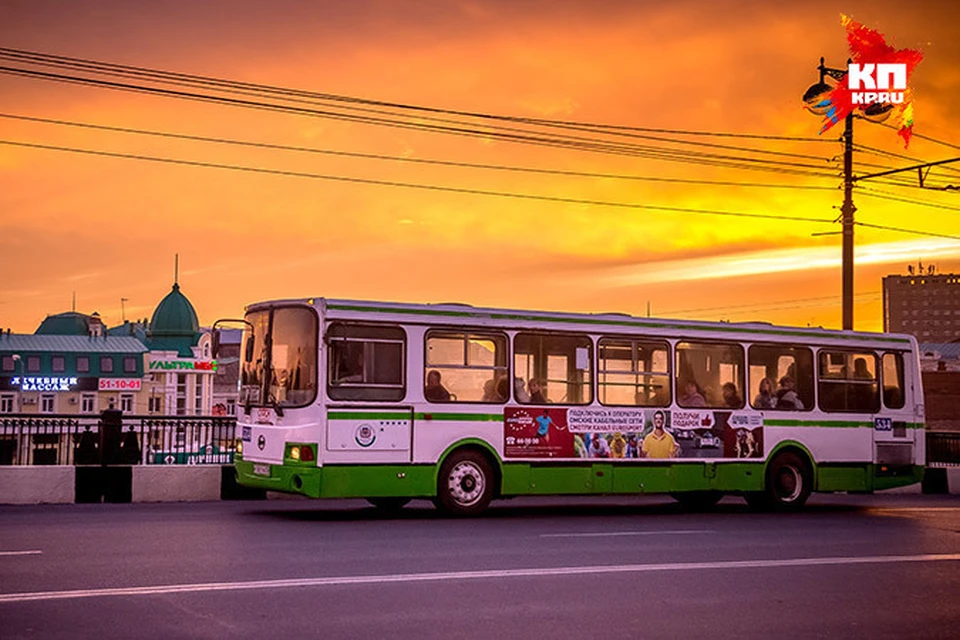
1 553 959 604
871 508 960 512
0 551 42 557
540 530 714 538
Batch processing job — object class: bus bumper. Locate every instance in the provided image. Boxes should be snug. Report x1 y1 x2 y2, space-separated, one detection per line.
872 464 925 491
235 459 323 498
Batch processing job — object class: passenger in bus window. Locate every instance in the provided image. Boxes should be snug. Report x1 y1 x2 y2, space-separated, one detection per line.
424 370 452 402
514 377 530 403
722 382 742 408
336 349 364 383
853 358 872 380
775 376 804 410
678 380 706 407
528 378 548 403
753 377 777 409
481 378 499 402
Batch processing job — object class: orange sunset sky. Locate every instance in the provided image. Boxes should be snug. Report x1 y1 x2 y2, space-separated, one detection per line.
1 0 958 334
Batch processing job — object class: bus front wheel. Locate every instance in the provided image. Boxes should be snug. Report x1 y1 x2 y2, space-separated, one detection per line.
434 450 494 516
746 451 812 511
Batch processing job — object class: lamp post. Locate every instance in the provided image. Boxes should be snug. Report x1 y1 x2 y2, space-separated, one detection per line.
803 57 855 331
11 354 23 413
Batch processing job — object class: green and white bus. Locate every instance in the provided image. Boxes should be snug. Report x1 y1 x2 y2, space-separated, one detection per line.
231 298 924 515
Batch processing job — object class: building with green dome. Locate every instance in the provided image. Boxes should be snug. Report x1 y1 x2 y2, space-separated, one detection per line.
1 280 216 419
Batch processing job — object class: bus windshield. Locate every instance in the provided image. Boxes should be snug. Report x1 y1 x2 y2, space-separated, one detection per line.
241 306 318 409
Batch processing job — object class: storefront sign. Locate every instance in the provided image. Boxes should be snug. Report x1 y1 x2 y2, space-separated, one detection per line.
10 376 78 392
148 359 218 372
99 378 143 391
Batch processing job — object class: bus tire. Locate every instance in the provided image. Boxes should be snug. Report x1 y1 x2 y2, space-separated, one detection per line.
366 497 411 512
672 491 723 512
748 451 812 511
434 450 494 516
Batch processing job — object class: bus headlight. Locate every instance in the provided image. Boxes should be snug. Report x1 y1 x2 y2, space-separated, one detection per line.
290 445 301 461
236 440 243 456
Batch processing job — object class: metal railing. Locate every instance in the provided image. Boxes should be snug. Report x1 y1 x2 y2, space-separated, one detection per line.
927 431 960 467
0 413 236 466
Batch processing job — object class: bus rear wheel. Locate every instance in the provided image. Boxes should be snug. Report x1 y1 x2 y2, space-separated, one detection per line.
434 450 494 517
366 497 411 512
746 451 812 511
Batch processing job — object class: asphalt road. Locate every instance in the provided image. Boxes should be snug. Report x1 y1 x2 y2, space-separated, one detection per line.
1 494 959 639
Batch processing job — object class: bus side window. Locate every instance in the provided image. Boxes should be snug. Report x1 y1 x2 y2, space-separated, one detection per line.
514 333 592 405
818 351 879 413
882 352 906 409
748 344 814 411
327 323 406 402
597 337 670 407
675 341 744 409
424 331 508 403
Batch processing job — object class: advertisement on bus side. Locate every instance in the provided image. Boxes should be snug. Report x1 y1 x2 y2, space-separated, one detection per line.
503 407 763 460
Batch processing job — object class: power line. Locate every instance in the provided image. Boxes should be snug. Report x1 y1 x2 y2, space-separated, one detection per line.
855 220 960 241
0 112 838 191
0 138 838 223
857 188 960 213
0 47 833 143
0 64 839 179
662 291 882 317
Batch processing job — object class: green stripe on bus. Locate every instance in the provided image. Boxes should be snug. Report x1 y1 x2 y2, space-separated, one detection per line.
765 419 871 428
326 303 910 344
328 411 412 420
414 412 502 422
765 420 924 429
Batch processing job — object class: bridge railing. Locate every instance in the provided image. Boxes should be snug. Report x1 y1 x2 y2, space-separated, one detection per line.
0 413 237 466
927 431 960 467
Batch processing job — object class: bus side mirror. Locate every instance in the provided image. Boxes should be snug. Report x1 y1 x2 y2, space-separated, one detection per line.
211 329 221 360
245 337 255 363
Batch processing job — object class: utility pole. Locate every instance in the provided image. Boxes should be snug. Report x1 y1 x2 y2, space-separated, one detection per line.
841 112 855 331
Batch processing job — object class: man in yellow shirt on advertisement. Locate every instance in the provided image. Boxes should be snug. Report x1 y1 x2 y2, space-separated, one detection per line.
642 410 680 459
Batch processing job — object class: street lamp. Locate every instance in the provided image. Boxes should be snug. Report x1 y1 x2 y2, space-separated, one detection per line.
803 57 855 331
11 354 23 413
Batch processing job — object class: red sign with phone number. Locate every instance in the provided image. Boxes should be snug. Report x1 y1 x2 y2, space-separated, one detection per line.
98 378 142 391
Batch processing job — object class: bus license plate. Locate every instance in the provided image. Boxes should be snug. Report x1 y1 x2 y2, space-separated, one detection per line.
253 463 270 477
241 426 252 441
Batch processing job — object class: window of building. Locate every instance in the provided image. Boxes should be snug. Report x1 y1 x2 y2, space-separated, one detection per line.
882 353 906 409
27 356 41 373
675 341 745 409
327 323 406 402
226 398 236 416
51 355 66 373
0 394 14 413
76 356 90 373
148 396 163 414
748 344 814 411
100 356 114 374
120 393 134 413
40 394 55 413
176 374 187 415
123 357 137 373
195 377 203 414
514 333 592 405
81 393 96 414
597 338 670 407
1 356 13 372
818 351 880 413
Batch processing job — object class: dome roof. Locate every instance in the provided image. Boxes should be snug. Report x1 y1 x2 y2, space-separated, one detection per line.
149 283 199 337
35 312 93 336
